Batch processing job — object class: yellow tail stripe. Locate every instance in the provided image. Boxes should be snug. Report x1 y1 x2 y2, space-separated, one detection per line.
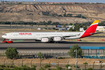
91 20 99 25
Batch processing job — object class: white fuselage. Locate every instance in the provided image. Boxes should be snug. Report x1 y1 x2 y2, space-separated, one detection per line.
2 32 82 40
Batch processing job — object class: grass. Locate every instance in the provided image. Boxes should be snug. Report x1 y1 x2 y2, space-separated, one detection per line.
0 29 63 34
64 37 105 42
80 37 105 42
93 34 105 36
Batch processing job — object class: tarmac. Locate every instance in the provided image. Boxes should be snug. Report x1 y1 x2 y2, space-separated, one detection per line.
1 40 105 47
0 40 105 53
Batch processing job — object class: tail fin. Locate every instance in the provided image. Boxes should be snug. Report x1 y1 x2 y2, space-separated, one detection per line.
80 20 99 38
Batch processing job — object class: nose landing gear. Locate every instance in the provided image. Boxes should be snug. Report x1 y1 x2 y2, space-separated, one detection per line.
2 39 13 43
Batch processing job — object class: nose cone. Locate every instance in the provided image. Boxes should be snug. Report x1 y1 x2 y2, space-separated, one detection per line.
2 35 6 38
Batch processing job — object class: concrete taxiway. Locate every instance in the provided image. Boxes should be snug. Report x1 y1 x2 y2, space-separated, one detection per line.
1 41 105 48
0 41 105 53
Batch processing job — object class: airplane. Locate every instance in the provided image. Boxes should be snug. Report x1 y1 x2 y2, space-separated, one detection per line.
2 20 99 43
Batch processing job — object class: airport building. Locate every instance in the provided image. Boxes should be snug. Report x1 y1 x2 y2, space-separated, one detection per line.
96 26 105 31
71 46 105 59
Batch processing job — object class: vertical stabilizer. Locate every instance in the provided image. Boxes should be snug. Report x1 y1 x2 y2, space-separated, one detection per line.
80 20 99 38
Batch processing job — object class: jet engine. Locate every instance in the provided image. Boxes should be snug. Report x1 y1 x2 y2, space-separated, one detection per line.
41 38 49 42
53 37 62 41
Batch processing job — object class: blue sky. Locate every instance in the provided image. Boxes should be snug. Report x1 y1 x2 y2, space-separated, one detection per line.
3 0 105 3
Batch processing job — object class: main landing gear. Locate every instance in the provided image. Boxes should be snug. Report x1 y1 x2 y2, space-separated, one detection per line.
2 39 13 43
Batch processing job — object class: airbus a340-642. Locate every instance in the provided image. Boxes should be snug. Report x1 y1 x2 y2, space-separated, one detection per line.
2 20 99 43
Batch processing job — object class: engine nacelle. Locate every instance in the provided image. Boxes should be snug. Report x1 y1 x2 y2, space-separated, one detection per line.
41 38 49 42
53 37 62 41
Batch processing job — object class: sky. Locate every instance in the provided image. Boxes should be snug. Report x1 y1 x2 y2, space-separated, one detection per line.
3 0 105 3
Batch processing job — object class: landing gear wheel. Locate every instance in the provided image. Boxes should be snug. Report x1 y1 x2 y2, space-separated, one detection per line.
2 39 14 43
7 41 14 43
2 41 7 43
49 41 54 43
11 41 13 43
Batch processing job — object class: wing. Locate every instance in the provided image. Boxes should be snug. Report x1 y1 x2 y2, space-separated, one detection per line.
47 33 81 39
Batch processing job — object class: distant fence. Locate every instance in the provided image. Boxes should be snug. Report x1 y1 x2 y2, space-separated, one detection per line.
0 51 69 59
1 51 105 59
18 52 69 59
